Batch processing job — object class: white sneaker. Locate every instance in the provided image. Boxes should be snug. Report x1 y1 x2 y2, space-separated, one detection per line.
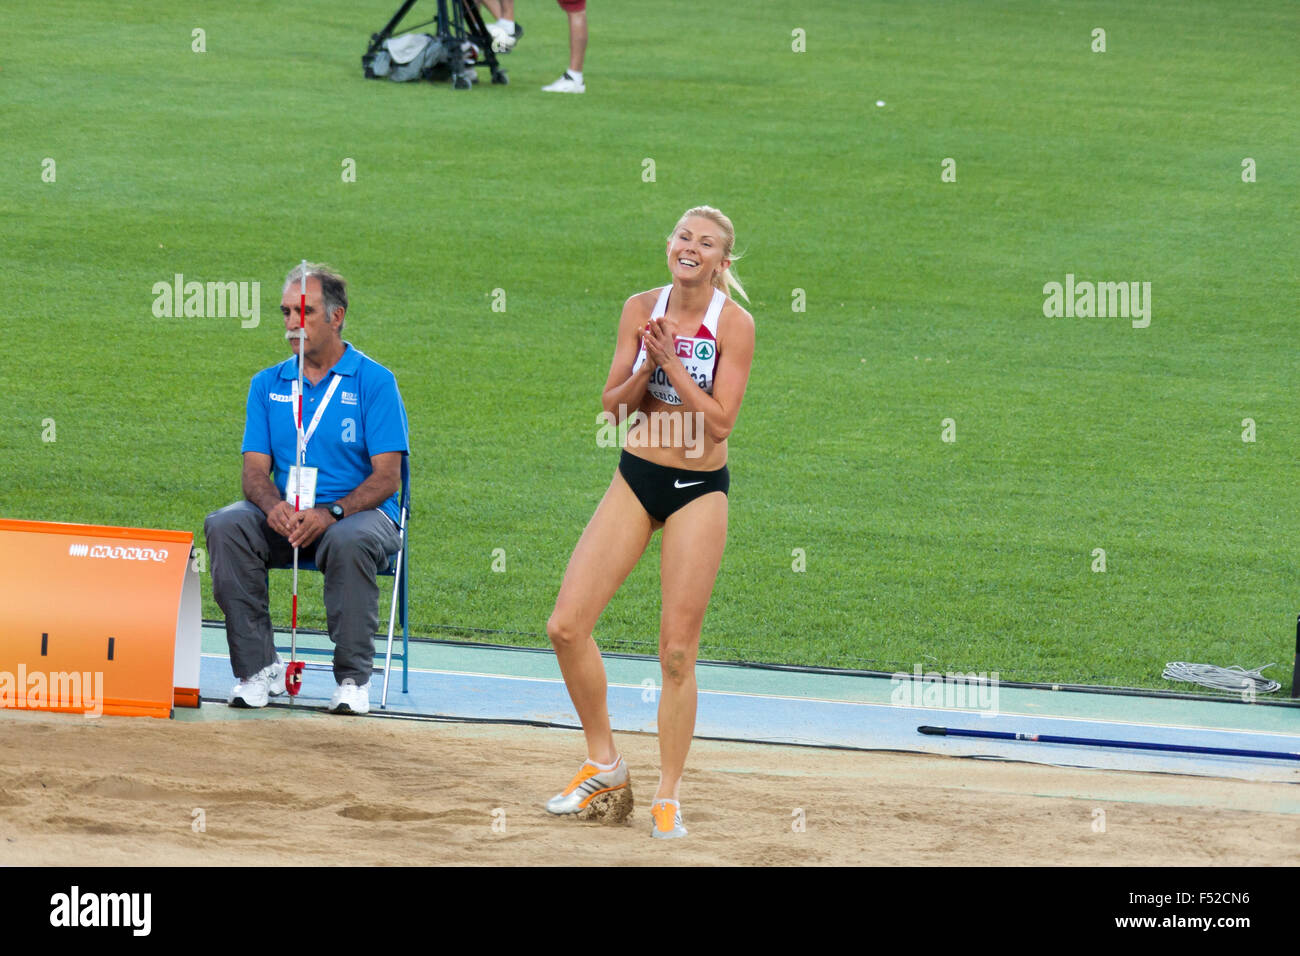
329 678 370 715
542 72 585 94
487 21 520 53
229 658 286 709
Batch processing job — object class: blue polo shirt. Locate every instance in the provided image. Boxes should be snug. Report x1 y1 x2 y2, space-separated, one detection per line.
241 343 408 525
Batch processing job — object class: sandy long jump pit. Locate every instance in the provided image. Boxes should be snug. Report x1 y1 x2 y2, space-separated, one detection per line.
0 707 1295 866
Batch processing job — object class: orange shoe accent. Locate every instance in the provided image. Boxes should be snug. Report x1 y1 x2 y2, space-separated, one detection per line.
651 800 678 832
561 762 601 796
561 760 628 808
580 784 623 809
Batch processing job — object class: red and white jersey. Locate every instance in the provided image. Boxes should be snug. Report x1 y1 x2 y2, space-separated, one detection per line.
631 285 724 406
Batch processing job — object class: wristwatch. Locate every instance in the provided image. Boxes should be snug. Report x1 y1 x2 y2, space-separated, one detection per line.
328 504 345 521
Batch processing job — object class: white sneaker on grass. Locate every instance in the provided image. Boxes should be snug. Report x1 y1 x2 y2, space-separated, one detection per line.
329 678 370 715
542 71 585 94
487 21 521 52
229 658 286 709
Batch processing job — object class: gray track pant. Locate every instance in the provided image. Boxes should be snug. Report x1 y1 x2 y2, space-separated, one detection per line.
204 500 401 685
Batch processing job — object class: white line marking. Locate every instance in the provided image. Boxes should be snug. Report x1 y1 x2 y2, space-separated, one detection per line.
198 654 1299 740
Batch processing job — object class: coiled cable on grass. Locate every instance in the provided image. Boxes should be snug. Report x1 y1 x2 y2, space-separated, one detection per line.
1162 661 1280 695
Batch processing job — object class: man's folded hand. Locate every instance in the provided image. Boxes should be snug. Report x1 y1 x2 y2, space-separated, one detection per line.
266 500 298 538
287 507 333 549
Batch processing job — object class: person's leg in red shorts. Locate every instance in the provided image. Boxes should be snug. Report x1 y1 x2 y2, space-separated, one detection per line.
543 0 587 93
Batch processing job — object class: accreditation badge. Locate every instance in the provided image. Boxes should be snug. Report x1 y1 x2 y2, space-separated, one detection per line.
285 466 318 510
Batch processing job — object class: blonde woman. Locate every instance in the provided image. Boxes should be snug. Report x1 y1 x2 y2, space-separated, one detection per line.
545 206 755 839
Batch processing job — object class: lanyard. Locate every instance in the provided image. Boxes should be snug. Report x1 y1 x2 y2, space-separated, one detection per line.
290 374 343 453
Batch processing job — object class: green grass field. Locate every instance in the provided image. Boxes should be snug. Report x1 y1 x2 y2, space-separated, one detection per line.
3 0 1297 692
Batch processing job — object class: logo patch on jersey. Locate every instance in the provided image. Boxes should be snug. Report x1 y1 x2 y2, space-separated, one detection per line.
341 391 359 405
641 329 717 406
269 392 293 403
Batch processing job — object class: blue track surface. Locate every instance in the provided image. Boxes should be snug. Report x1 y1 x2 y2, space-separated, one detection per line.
199 646 1300 784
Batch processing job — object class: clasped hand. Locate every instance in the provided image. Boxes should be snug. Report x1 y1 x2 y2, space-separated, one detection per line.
267 501 332 548
641 317 679 370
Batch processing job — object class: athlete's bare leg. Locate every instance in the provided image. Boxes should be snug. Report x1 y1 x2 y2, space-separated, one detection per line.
547 470 654 765
654 491 728 801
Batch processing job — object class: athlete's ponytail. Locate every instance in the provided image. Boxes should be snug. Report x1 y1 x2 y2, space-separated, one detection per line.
670 205 749 303
716 262 748 303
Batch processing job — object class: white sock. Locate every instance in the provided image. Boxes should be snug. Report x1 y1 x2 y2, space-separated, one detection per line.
497 18 514 31
569 70 583 84
589 754 619 771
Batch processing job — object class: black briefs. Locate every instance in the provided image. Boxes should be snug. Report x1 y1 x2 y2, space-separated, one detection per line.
618 450 730 523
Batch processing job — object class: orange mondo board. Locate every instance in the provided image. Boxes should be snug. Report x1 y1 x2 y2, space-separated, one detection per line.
0 519 203 719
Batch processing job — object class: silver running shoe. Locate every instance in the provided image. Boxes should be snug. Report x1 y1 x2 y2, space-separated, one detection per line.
545 757 630 815
650 798 687 839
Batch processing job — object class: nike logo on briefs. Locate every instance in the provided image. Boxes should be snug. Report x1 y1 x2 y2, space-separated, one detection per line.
674 480 705 489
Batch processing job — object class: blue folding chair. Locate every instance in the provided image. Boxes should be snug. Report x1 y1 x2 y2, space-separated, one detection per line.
273 453 410 708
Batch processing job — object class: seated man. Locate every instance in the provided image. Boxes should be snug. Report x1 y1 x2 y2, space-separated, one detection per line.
205 263 409 715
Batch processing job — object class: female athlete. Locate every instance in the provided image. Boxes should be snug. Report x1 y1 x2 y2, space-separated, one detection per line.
544 205 755 839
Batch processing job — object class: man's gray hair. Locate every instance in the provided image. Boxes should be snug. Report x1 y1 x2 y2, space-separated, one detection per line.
283 262 348 331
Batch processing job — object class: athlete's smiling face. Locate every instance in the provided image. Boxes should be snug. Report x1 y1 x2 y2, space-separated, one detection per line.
667 216 730 285
280 276 336 359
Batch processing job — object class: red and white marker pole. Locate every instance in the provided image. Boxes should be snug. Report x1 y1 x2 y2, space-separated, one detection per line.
286 260 308 698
